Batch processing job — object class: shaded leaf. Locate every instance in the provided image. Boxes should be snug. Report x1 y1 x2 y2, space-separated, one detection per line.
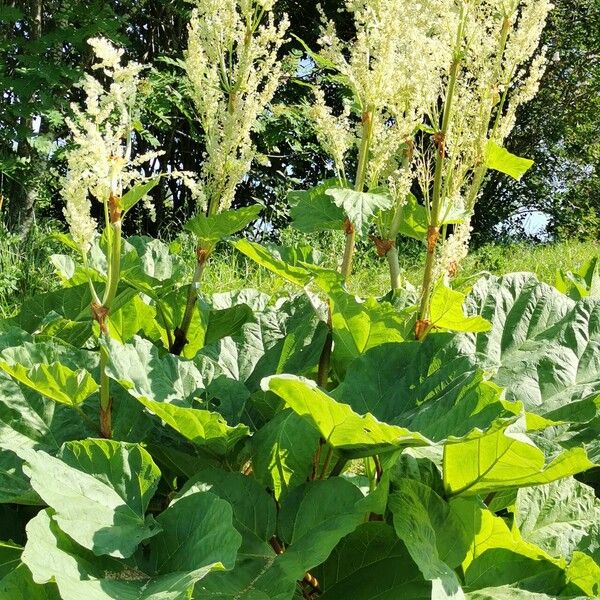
22 440 161 558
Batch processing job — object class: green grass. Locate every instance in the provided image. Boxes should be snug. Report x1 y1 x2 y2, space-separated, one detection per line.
0 221 65 318
198 236 599 298
1 222 597 316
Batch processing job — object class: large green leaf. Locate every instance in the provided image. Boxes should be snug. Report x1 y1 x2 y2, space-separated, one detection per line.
443 418 594 497
451 497 594 596
22 440 161 558
0 374 91 505
135 397 249 456
104 336 205 405
288 179 345 233
0 540 59 599
105 335 250 427
485 141 533 181
120 236 187 298
201 295 328 394
463 273 600 413
190 472 294 600
139 490 242 576
23 495 240 600
175 469 276 553
332 338 516 442
430 284 491 333
330 290 406 378
0 450 40 504
275 478 374 581
185 205 262 251
264 375 429 458
389 478 467 599
233 240 343 291
251 408 321 500
0 359 97 407
316 522 431 599
325 188 393 232
514 477 600 561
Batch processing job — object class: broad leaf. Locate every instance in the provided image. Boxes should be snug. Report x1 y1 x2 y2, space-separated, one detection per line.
389 478 467 599
514 477 600 561
430 284 491 333
485 141 533 181
22 440 161 558
23 498 240 600
263 375 429 458
233 239 343 294
326 188 393 232
201 295 328 394
135 397 249 456
139 490 241 576
0 540 59 599
464 274 600 414
120 236 187 298
330 291 406 378
333 338 517 442
0 359 97 407
251 408 321 500
443 418 594 497
316 523 432 599
185 205 262 251
276 478 370 581
288 179 345 233
451 497 594 596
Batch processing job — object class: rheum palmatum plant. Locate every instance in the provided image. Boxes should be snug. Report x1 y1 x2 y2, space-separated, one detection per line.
62 37 162 436
170 0 289 355
416 0 552 335
306 0 456 287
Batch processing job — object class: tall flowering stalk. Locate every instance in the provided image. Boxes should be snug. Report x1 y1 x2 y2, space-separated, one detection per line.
62 38 161 437
415 0 552 337
171 0 289 355
307 0 455 286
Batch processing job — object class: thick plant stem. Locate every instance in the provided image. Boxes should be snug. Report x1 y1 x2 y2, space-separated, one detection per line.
96 203 123 439
99 345 112 438
417 7 466 331
317 108 375 386
171 248 209 355
341 108 375 280
386 248 402 291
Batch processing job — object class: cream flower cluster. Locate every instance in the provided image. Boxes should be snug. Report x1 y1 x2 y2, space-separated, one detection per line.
420 0 552 222
310 0 457 189
62 38 161 254
185 0 289 214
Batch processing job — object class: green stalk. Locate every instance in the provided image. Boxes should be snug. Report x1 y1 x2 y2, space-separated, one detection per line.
98 216 122 438
383 149 413 291
418 6 467 329
317 106 375 385
170 253 208 355
341 107 375 280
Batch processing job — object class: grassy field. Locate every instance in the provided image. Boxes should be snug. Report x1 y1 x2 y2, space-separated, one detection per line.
0 221 597 316
199 236 599 298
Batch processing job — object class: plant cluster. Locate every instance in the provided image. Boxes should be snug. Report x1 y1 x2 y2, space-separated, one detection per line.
0 1 599 599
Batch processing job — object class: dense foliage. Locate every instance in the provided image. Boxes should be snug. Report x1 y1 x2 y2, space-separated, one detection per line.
0 1 599 599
